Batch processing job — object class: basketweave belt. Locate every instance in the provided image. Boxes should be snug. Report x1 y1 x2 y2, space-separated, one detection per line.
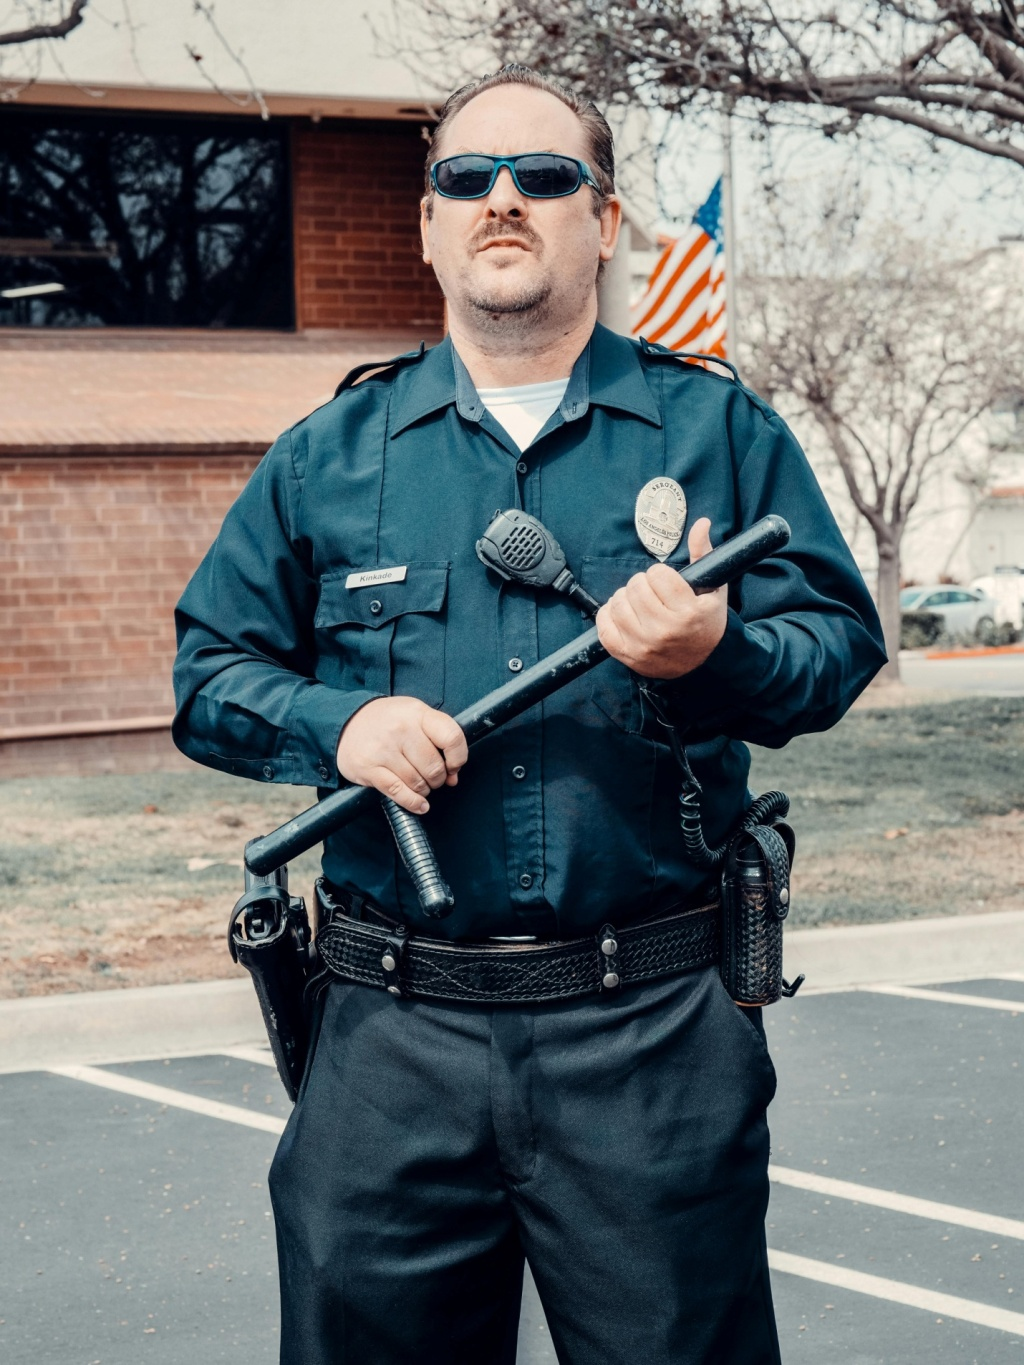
313 894 721 1006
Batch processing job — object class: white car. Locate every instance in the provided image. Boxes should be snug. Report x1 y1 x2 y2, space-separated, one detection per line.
899 584 999 641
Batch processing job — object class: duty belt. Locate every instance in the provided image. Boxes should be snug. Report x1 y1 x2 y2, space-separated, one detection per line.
314 885 720 1006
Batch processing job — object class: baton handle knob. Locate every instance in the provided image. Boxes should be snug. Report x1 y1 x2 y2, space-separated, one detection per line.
381 798 455 919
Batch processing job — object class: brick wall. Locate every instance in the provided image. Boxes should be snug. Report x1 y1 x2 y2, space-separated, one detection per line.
292 122 444 332
0 455 259 732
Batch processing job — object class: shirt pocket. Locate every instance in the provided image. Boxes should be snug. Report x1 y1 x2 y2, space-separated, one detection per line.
579 556 653 735
315 562 449 708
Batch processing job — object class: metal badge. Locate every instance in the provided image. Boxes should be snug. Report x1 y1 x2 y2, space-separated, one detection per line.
634 478 687 561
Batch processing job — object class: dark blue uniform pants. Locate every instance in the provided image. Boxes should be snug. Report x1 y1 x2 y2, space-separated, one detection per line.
269 966 781 1364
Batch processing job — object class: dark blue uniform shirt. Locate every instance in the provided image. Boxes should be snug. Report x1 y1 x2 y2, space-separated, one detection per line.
172 324 885 939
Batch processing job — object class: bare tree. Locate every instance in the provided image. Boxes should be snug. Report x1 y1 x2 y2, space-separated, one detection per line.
392 0 1024 171
741 200 1024 681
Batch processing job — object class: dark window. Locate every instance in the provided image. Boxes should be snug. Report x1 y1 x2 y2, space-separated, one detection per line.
0 109 293 328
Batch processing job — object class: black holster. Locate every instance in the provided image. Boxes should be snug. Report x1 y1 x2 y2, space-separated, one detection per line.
228 859 315 1101
720 819 802 1006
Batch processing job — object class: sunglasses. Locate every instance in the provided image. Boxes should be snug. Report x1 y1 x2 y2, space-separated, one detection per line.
431 153 602 201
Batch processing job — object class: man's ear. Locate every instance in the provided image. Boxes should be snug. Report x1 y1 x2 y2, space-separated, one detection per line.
599 195 623 262
419 197 433 264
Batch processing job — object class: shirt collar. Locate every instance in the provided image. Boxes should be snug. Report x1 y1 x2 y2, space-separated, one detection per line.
389 322 662 438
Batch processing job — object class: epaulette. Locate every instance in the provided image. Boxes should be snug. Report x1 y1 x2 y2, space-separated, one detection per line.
334 342 427 398
638 335 740 383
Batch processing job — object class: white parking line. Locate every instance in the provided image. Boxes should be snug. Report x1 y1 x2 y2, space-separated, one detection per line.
770 1165 1024 1241
768 1250 1024 1335
49 1063 287 1135
52 1063 1024 1317
220 1046 278 1068
859 985 1024 1014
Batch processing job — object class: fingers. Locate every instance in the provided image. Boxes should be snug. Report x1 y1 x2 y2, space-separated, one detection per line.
368 763 432 815
625 569 681 623
643 562 693 611
602 572 680 657
420 708 469 778
403 727 453 792
336 697 469 810
388 709 468 809
595 600 628 658
688 516 713 561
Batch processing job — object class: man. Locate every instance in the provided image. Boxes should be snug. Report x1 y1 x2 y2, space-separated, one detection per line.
173 65 885 1365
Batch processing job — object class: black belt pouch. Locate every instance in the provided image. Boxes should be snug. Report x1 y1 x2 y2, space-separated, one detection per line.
719 821 795 1006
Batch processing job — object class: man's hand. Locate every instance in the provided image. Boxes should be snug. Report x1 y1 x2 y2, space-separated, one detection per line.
596 518 727 680
337 697 468 814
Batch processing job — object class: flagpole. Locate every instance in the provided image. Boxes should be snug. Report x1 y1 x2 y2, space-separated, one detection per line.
721 104 739 362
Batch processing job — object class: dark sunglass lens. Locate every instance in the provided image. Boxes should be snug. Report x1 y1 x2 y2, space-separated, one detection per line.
435 156 495 197
514 155 581 196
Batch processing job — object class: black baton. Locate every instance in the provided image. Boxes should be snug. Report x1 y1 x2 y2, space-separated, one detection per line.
245 514 791 876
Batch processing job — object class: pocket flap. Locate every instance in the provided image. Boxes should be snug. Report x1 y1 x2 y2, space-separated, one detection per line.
580 556 651 605
316 563 449 630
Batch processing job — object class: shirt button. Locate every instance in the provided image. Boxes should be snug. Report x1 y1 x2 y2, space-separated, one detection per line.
369 599 383 615
511 765 526 780
262 764 275 780
317 764 331 782
516 460 528 474
519 873 533 889
508 657 523 672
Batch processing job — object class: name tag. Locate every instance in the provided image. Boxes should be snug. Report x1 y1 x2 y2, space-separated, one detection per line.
345 565 408 590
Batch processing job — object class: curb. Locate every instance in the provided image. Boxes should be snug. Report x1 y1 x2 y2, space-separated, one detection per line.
0 977 265 1074
785 908 1024 992
924 645 1024 660
3 911 1024 1073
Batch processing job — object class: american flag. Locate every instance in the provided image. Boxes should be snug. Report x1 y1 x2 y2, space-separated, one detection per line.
630 180 727 360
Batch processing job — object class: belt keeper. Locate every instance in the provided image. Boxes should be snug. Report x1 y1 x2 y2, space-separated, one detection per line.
597 923 621 991
380 925 409 997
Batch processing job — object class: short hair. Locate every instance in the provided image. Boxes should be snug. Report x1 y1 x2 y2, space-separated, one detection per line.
424 64 615 217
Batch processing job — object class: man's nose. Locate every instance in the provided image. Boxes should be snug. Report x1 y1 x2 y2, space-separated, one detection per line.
484 165 528 219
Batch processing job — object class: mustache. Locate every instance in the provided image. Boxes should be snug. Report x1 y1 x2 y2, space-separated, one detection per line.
472 222 540 250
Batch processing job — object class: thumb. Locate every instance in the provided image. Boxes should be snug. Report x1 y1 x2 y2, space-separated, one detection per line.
687 517 714 562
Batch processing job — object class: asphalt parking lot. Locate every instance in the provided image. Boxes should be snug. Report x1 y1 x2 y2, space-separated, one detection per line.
2 975 1022 1364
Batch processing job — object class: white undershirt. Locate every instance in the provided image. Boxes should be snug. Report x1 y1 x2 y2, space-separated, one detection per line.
475 377 570 451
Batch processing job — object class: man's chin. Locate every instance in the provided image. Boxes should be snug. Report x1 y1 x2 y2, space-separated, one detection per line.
468 284 551 318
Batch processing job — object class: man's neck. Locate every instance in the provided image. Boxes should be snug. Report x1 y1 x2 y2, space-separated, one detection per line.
446 308 596 389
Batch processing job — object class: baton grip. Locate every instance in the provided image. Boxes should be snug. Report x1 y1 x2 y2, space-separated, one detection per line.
381 797 455 919
245 515 791 875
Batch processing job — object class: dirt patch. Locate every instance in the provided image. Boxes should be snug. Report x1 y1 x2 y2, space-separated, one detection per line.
0 770 318 998
0 696 1021 996
788 808 1024 927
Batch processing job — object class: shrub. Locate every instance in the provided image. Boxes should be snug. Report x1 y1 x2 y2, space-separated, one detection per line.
901 610 944 649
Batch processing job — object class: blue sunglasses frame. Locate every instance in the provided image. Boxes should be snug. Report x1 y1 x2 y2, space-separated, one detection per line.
430 153 602 200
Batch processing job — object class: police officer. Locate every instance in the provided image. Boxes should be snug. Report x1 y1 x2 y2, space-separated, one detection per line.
173 65 885 1365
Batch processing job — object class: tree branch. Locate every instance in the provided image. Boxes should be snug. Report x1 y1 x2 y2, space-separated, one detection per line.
0 0 89 48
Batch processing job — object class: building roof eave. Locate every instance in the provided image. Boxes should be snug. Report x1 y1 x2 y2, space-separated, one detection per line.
6 79 442 123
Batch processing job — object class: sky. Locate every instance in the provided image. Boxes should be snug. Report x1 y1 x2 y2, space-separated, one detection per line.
648 109 1024 261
